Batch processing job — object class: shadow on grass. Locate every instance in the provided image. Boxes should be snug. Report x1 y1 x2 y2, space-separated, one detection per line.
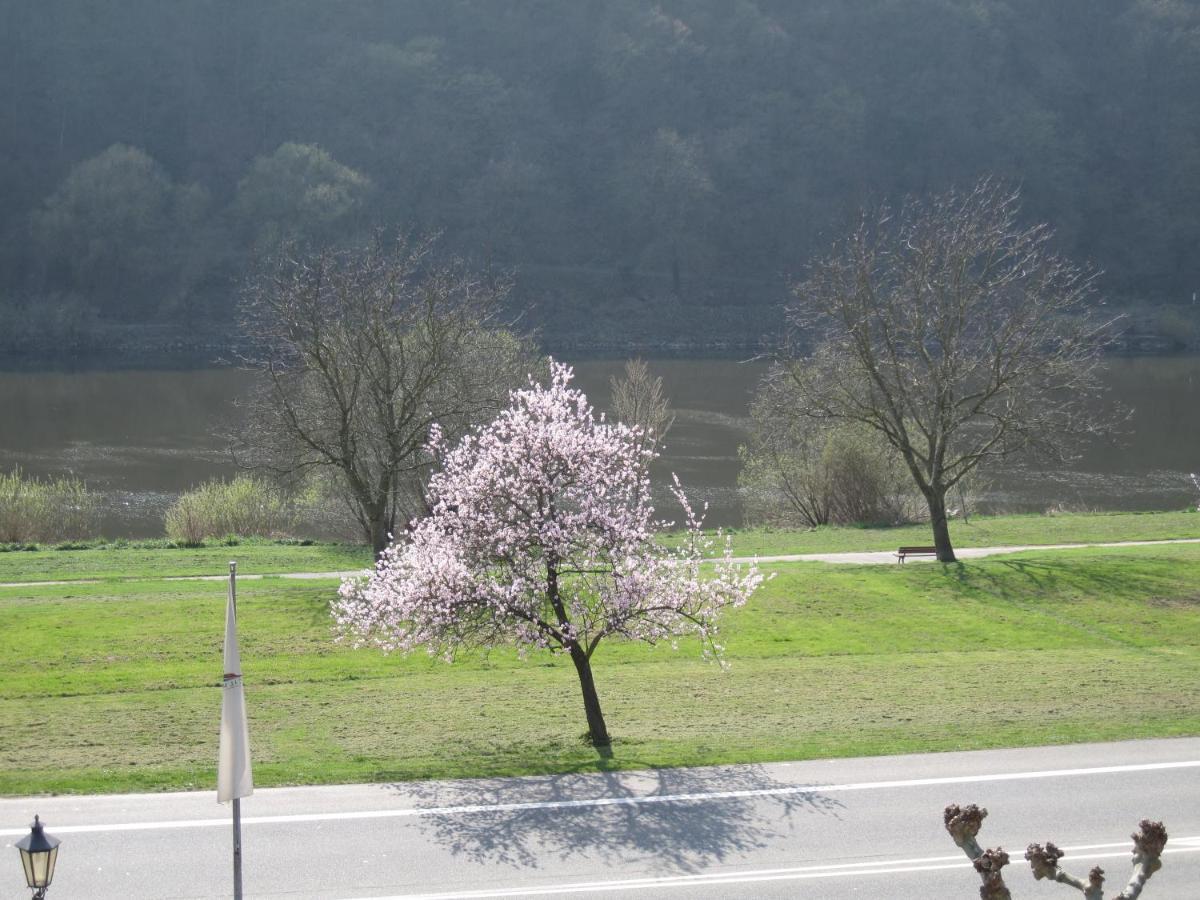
935 554 1181 649
386 757 843 871
938 554 1172 605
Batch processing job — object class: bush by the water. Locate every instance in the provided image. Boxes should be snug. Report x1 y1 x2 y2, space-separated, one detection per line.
739 410 922 529
164 476 294 545
0 467 98 542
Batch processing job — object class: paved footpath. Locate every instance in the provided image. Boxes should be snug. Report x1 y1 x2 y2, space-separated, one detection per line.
3 738 1199 899
739 535 1200 565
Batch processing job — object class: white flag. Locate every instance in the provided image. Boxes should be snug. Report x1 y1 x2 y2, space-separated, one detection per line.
218 568 253 802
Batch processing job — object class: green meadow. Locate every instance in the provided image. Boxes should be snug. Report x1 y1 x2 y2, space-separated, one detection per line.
4 509 1199 583
0 539 370 582
3 514 1199 795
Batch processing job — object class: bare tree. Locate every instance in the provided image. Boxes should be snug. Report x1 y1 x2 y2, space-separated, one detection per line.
777 180 1119 561
945 803 1168 899
237 234 539 557
610 358 676 453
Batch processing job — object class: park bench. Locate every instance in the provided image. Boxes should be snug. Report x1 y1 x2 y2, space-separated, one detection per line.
896 545 938 563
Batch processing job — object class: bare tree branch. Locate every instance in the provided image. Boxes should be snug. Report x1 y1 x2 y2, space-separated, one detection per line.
946 804 1168 898
235 233 541 556
945 803 1013 899
610 358 676 454
777 179 1122 561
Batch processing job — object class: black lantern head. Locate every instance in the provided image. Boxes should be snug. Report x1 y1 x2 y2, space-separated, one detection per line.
15 815 60 892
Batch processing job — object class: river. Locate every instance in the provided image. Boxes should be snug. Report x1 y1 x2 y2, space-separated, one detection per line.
0 356 1197 538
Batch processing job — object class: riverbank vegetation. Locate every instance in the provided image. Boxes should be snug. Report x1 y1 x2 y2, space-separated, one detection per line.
2 541 1198 794
164 476 295 545
0 467 97 544
739 415 922 529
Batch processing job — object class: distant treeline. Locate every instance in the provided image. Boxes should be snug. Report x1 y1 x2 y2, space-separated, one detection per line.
2 1 1198 352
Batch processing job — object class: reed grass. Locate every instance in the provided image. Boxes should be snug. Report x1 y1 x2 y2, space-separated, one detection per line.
0 467 98 543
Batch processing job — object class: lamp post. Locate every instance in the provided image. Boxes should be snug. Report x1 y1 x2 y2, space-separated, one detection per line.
15 816 60 899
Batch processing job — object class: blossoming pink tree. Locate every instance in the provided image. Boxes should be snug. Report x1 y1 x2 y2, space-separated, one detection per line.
334 362 764 746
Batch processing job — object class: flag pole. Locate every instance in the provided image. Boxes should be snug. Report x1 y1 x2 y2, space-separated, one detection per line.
219 557 252 896
233 794 243 900
229 560 243 900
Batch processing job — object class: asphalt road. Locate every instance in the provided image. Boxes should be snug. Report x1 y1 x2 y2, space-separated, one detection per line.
2 738 1198 899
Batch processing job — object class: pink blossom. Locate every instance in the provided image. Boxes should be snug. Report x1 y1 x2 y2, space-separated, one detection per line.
334 361 763 741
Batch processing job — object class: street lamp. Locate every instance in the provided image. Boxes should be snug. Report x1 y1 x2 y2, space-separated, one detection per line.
15 816 60 899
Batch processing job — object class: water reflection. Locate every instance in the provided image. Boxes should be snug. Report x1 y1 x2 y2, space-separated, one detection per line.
0 356 1196 538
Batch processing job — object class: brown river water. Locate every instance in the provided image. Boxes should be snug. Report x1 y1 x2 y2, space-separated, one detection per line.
0 356 1197 537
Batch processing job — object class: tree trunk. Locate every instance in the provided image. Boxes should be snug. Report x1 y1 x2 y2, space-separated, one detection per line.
927 487 956 562
368 511 390 560
568 645 611 747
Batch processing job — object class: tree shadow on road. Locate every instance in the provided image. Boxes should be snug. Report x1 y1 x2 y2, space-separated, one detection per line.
387 762 843 872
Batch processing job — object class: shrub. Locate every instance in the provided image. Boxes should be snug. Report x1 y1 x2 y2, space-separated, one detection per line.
822 426 926 526
739 389 921 528
0 467 99 543
291 472 370 542
164 476 294 545
164 490 208 546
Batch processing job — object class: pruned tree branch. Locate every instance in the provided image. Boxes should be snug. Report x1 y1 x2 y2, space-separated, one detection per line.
1116 820 1168 899
1026 841 1106 898
945 804 1167 898
945 803 1013 899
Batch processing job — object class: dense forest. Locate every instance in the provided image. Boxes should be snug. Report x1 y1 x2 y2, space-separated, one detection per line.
1 1 1198 354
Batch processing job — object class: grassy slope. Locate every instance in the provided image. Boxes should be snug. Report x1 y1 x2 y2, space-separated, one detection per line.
3 510 1199 583
2 541 1199 794
0 541 372 582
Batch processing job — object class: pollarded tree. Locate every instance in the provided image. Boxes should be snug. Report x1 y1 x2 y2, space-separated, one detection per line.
334 362 764 747
944 803 1168 899
779 180 1119 562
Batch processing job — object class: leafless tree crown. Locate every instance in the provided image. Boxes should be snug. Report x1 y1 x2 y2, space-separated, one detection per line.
776 179 1122 560
236 234 537 554
610 357 676 452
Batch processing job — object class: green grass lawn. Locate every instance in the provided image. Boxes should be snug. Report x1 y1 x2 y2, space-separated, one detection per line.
0 539 372 583
2 539 1199 795
3 509 1199 584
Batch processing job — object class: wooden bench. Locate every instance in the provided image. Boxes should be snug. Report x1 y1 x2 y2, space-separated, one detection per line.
896 545 938 563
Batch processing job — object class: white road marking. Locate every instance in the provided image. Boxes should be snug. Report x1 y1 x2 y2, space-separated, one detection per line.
342 843 1200 898
2 759 1196 837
